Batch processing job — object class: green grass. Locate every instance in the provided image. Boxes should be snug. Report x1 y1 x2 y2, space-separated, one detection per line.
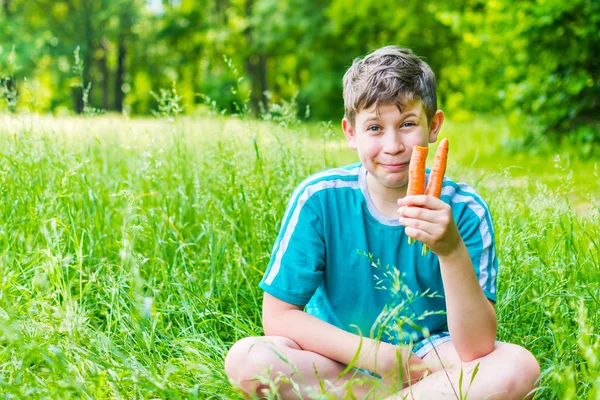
0 113 599 399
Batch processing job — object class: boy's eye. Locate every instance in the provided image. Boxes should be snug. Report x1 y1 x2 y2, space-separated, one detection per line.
367 125 382 132
401 121 416 128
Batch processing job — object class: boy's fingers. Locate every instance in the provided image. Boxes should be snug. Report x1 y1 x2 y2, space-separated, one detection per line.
400 195 445 209
403 226 433 244
398 217 436 235
397 205 437 222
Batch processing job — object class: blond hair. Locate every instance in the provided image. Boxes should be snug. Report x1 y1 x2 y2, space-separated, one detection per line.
343 46 437 126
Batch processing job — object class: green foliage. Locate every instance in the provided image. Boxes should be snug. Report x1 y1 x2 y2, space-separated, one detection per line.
440 0 600 144
508 0 599 135
0 0 598 145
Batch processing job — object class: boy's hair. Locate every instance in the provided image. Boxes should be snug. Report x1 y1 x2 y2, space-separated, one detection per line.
343 46 437 126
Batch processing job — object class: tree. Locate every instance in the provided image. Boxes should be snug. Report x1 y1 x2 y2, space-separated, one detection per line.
438 0 600 143
509 0 600 138
115 0 139 113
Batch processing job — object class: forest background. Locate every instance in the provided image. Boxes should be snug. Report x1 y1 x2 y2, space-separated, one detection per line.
1 0 599 149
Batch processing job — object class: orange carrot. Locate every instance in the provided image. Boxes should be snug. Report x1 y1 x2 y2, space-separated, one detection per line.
420 138 450 255
407 145 428 196
406 145 428 245
425 138 449 198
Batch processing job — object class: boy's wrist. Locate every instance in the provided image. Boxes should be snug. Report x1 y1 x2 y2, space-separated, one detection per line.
437 240 469 267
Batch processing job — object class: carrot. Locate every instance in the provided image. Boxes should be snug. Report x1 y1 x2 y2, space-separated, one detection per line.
406 145 428 245
421 138 450 255
425 138 449 198
407 145 428 196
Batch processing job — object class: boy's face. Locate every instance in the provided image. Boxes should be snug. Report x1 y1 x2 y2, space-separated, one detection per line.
342 99 444 197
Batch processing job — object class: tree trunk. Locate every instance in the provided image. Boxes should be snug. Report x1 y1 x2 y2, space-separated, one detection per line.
72 87 83 114
1 1 15 111
3 0 11 17
242 0 269 116
2 77 17 112
115 40 126 113
244 57 260 115
74 0 95 114
258 54 268 112
243 54 269 116
115 5 131 113
99 39 110 111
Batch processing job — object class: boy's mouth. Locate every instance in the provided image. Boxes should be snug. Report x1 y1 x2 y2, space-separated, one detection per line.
379 162 407 171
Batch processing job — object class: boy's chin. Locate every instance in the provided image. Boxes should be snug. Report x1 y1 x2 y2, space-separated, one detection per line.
366 170 407 190
384 182 407 189
375 177 407 190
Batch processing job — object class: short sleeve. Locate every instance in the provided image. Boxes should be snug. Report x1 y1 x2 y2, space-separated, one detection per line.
259 189 325 306
451 189 499 302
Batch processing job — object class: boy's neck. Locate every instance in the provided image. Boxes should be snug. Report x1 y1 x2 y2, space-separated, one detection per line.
365 173 407 219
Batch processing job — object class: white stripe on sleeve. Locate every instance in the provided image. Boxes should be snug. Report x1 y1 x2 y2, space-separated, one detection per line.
264 178 360 285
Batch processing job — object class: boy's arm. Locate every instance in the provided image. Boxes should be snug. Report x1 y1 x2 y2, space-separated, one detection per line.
398 195 497 362
437 241 497 361
262 292 429 381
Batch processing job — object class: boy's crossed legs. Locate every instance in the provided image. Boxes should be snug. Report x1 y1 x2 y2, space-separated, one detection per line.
225 335 540 399
225 336 384 399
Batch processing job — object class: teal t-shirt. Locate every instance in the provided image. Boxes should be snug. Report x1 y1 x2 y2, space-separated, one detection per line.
259 163 498 345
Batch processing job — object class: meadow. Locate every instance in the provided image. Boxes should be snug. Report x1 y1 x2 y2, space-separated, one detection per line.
0 113 599 399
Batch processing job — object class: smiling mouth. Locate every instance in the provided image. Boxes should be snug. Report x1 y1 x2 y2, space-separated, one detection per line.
379 163 407 170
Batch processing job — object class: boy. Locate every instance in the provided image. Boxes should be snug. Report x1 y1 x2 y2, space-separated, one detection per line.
225 46 540 399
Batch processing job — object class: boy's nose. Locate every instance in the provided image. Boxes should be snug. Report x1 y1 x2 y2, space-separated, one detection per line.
383 132 404 154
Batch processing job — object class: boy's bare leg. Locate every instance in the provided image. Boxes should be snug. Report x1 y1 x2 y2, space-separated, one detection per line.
226 336 539 399
388 341 540 400
225 336 388 399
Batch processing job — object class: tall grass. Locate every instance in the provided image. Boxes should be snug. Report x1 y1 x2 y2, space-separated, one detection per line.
0 113 598 398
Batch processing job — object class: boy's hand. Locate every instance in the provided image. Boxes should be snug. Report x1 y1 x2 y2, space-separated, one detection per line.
397 195 462 258
373 341 431 389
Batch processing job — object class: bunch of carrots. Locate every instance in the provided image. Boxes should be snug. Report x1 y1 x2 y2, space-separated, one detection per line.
406 138 449 255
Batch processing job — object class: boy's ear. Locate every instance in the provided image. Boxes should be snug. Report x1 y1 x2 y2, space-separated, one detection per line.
342 118 357 150
428 110 445 143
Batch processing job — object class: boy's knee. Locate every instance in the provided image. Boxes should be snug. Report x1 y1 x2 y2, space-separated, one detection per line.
224 336 294 382
225 336 261 381
225 336 298 397
510 344 540 380
225 336 266 396
501 343 540 396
